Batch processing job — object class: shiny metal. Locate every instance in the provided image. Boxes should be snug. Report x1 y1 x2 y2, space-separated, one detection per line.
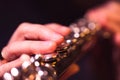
2 18 100 80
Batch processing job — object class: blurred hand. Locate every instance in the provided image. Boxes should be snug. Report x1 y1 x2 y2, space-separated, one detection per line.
86 1 120 46
86 2 120 80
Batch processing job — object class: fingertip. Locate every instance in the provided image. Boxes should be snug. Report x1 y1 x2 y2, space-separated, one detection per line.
1 46 18 61
48 41 57 51
53 35 64 45
42 41 57 53
60 26 71 36
1 47 8 59
30 41 57 54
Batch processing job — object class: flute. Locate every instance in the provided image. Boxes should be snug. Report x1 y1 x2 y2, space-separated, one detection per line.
2 18 102 80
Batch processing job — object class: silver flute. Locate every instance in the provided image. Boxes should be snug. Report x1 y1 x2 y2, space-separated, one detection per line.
2 18 102 80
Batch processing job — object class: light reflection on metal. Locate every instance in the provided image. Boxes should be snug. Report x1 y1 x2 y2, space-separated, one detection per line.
3 73 13 80
22 61 31 69
11 68 19 77
34 61 40 67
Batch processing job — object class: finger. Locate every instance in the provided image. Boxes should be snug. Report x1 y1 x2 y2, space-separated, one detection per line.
59 63 80 80
8 23 64 45
0 54 30 77
45 23 71 36
2 41 57 60
85 8 107 25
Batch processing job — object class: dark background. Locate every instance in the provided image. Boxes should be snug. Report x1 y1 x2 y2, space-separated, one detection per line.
0 0 106 50
0 0 115 80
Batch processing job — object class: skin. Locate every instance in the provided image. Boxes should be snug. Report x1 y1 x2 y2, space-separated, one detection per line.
0 1 120 79
0 23 71 77
1 23 71 61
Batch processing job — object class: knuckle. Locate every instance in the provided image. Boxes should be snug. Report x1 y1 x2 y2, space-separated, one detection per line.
19 22 30 26
18 22 30 30
19 22 29 28
17 22 32 34
18 23 44 31
46 23 61 27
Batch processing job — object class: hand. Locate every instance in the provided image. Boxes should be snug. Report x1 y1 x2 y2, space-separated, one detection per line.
85 2 120 79
86 1 120 46
0 23 71 77
0 54 30 77
1 23 71 61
